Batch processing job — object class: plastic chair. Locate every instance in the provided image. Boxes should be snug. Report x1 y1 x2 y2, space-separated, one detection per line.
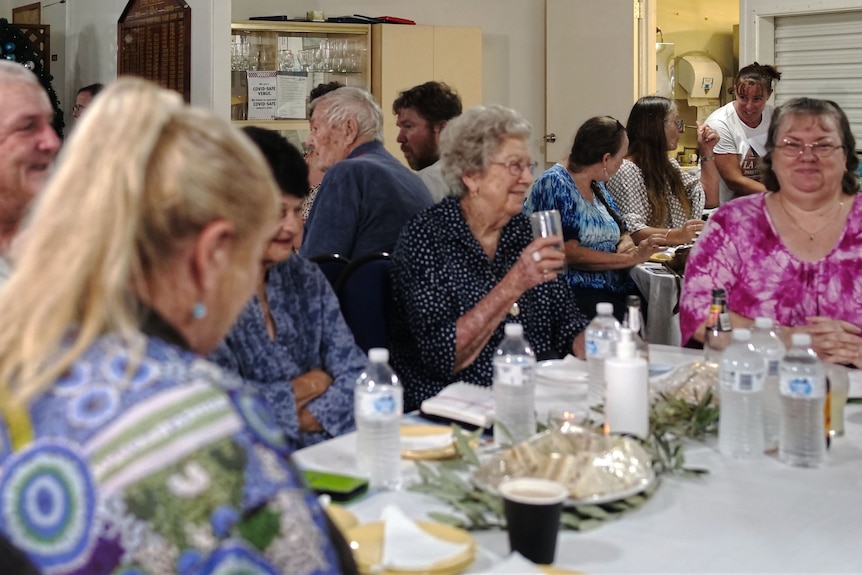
335 252 392 354
309 253 351 288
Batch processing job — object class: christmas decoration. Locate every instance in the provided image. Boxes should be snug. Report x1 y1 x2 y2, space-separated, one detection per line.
0 18 65 138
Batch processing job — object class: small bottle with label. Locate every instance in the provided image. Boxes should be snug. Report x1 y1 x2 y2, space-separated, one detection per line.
704 288 733 368
718 329 766 459
493 323 537 446
778 333 826 468
354 348 403 490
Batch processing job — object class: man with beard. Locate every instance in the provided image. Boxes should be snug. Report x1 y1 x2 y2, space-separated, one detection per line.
0 61 61 285
393 81 462 202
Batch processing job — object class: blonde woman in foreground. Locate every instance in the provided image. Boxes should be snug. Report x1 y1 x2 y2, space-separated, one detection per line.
0 79 356 574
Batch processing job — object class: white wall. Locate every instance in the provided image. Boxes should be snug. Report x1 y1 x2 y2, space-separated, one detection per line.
63 0 219 113
232 0 547 158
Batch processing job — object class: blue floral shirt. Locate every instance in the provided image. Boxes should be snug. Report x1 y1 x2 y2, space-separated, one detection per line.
525 164 633 293
210 255 365 447
0 333 347 575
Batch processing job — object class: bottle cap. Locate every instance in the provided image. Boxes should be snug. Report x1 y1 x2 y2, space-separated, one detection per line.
754 317 773 329
504 323 523 337
712 288 726 298
791 333 812 347
616 327 635 358
732 328 751 342
626 295 641 307
368 348 389 363
596 302 614 315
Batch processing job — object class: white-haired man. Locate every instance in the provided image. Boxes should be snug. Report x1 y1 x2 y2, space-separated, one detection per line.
300 87 432 259
0 61 61 284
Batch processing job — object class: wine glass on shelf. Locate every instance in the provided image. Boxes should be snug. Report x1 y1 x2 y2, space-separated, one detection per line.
278 49 294 72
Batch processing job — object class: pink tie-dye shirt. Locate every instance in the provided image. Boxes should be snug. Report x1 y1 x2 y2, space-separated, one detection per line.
680 192 862 345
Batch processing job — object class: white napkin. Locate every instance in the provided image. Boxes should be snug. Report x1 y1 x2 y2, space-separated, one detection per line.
380 505 470 570
476 552 546 574
400 429 453 452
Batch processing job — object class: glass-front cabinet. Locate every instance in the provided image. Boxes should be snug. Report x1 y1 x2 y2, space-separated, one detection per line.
230 20 371 149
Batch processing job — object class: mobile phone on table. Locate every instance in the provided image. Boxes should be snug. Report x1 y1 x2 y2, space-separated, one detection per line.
303 470 369 502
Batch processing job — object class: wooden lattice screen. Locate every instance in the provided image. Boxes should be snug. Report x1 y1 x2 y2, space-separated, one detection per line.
11 24 50 76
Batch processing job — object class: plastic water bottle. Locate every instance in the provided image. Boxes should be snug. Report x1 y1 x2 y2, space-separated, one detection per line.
750 317 785 451
493 323 536 446
586 302 620 407
623 295 649 363
718 329 766 459
778 333 826 468
355 348 403 489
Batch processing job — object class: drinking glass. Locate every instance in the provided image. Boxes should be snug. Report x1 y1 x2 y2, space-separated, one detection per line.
530 210 566 273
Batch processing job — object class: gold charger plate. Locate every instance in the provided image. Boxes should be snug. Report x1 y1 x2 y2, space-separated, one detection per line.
347 521 476 575
324 504 359 535
401 424 457 461
540 566 586 575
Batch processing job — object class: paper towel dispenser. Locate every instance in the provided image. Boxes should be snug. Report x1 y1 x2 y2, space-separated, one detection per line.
677 54 723 99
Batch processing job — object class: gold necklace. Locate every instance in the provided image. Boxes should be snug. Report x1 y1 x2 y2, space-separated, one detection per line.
776 195 844 241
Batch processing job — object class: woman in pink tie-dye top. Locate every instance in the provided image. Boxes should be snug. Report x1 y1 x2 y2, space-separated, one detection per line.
681 97 862 367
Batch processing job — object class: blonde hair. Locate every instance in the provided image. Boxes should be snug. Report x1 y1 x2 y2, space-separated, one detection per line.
0 78 279 406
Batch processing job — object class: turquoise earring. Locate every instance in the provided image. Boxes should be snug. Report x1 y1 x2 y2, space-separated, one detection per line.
192 302 207 319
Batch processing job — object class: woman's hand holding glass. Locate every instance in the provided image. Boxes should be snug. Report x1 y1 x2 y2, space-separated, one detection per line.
510 235 565 292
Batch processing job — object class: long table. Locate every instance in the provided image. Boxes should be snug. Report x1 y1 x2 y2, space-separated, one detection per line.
293 345 862 573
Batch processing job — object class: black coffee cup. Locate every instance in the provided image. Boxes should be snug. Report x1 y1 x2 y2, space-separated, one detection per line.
499 478 568 565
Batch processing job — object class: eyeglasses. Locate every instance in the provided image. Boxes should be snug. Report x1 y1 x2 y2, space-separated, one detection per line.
665 118 685 133
72 104 86 113
775 139 843 158
489 159 539 176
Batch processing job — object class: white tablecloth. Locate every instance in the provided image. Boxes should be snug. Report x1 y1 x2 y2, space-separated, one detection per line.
631 263 682 346
294 345 862 573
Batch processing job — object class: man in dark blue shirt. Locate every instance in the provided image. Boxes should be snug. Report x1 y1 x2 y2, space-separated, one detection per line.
300 87 433 259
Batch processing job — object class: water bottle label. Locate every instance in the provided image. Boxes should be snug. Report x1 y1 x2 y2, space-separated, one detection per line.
767 360 780 377
495 364 530 387
585 338 613 359
780 376 824 398
720 370 764 393
357 391 402 418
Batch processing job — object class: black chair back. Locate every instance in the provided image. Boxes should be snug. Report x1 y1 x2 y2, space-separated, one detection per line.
335 252 392 354
309 253 351 288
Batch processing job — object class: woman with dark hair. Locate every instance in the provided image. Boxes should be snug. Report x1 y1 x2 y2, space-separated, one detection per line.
211 127 365 448
606 96 718 246
525 116 665 320
681 97 862 366
706 62 782 203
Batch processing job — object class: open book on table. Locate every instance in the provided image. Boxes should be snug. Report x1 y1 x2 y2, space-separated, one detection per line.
419 382 494 429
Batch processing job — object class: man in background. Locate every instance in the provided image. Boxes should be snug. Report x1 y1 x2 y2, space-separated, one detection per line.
0 61 61 285
300 87 432 260
393 81 462 202
72 83 104 121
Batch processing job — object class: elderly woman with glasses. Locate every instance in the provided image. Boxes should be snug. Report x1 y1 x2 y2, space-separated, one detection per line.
606 96 719 246
680 98 862 366
390 105 589 411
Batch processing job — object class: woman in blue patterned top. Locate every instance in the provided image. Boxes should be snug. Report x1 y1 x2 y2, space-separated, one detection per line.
210 127 365 448
525 117 666 320
0 79 356 575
